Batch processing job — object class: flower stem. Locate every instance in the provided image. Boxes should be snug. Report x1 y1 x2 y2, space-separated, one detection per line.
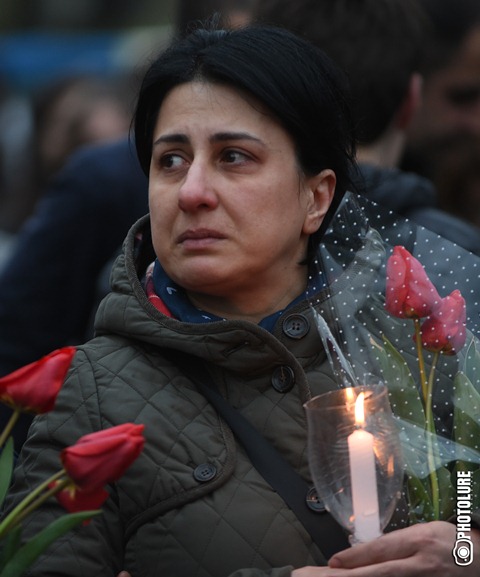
425 351 440 519
0 469 66 539
7 477 71 531
414 319 440 520
0 410 20 448
414 318 428 404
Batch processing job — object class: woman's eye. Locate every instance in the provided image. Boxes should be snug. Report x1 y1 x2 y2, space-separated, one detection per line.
160 154 185 169
222 150 250 164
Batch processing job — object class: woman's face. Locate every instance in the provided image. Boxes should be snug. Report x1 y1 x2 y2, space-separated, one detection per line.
148 81 335 320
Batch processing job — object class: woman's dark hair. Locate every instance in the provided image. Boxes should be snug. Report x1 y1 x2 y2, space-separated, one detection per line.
134 24 358 245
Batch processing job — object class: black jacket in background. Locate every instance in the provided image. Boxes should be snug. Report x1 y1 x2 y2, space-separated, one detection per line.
0 138 148 449
357 163 480 256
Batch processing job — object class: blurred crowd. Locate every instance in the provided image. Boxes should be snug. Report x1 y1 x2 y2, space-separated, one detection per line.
1 0 480 396
0 73 134 236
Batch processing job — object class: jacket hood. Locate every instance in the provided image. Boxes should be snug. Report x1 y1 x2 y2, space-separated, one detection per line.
93 215 324 376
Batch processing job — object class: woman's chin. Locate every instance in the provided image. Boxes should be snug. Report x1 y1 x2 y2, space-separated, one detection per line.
171 266 234 295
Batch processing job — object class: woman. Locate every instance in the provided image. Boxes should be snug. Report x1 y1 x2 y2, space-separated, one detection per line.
6 24 479 576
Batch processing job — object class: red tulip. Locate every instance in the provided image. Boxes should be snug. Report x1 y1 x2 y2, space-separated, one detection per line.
385 246 441 319
419 290 467 355
61 423 145 492
0 347 76 414
52 483 109 514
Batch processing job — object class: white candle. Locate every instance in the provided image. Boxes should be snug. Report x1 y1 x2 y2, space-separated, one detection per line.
348 392 381 542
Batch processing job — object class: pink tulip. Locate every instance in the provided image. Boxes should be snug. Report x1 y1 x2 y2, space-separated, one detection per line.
385 246 441 319
419 290 467 355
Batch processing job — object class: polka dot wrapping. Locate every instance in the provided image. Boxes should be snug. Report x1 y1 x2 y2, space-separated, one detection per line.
308 191 480 522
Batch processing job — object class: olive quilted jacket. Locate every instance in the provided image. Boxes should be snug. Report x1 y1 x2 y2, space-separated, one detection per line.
6 215 403 576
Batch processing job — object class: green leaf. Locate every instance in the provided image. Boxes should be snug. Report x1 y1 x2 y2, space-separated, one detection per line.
463 333 480 393
0 439 14 509
405 471 435 523
405 465 455 522
371 334 480 523
373 335 425 428
0 511 100 577
0 525 21 572
452 372 480 455
436 465 455 519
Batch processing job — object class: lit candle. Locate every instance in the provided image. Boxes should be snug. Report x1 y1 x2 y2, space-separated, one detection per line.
348 392 381 542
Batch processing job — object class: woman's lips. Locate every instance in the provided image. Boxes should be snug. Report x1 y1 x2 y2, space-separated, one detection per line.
176 228 226 248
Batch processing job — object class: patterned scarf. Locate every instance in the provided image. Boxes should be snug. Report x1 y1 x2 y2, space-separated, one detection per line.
145 259 325 332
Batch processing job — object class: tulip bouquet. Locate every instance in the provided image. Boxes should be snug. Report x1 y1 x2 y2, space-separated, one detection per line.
0 347 145 577
308 192 480 527
372 245 480 523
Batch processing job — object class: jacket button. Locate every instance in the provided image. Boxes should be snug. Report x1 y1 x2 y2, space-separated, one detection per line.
282 314 310 339
306 486 326 513
193 463 217 482
271 365 295 393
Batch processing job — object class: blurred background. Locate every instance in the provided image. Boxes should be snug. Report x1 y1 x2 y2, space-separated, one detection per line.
0 0 180 243
0 0 253 245
0 0 177 93
2 0 480 263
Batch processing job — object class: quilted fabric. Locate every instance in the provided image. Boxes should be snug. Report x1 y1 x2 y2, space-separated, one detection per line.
5 215 393 576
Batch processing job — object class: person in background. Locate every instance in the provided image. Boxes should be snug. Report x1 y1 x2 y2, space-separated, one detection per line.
428 132 480 230
402 0 480 182
4 23 479 577
33 76 132 187
401 0 480 234
0 74 133 236
254 0 480 255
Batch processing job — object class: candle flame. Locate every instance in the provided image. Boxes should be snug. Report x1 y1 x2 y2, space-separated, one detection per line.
355 392 365 426
345 387 355 403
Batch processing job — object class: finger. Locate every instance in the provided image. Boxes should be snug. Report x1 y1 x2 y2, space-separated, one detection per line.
329 522 456 570
117 572 131 577
329 525 423 569
329 556 432 577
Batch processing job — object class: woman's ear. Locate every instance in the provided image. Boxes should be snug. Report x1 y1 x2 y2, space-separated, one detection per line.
303 169 336 235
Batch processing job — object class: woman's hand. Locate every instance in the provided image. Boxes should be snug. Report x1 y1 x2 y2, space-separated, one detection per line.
292 521 480 576
116 522 480 577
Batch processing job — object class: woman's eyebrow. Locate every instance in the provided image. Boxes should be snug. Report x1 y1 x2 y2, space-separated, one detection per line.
153 131 263 147
210 132 262 144
153 133 189 146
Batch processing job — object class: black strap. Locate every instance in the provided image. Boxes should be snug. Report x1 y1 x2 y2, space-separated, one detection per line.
167 350 350 560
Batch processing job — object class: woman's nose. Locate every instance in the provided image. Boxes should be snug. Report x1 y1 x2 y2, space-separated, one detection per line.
178 161 219 211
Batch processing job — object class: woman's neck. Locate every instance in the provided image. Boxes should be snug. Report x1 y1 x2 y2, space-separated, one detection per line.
186 279 307 324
